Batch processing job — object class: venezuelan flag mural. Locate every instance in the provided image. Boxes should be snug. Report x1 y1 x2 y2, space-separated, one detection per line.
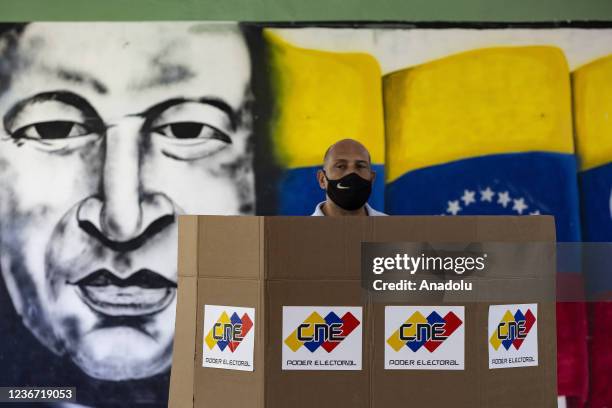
573 55 612 408
574 55 612 245
265 30 386 215
383 46 587 404
384 46 581 240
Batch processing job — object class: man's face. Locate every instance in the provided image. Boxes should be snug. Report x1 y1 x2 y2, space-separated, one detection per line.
318 141 374 190
0 22 254 380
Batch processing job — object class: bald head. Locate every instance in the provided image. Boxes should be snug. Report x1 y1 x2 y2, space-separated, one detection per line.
318 138 375 193
323 138 371 169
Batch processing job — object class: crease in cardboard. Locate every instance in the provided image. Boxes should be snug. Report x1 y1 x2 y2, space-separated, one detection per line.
169 215 199 408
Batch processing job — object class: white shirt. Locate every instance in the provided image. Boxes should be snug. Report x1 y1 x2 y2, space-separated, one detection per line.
311 201 387 216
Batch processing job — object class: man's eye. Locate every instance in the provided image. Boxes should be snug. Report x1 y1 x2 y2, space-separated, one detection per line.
152 122 231 143
12 121 91 140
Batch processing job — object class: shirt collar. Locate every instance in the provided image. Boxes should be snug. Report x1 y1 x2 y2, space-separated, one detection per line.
311 201 376 216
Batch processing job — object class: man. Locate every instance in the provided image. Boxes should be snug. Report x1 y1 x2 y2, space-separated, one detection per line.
312 138 386 216
0 20 255 393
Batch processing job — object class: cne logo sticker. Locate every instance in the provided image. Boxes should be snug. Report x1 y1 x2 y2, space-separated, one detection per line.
488 304 538 369
282 307 362 370
202 305 255 371
385 306 465 370
205 311 253 352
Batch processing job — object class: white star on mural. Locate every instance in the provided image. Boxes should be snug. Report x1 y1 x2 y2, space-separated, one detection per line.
480 187 495 202
461 189 476 206
447 200 462 215
497 191 511 208
512 198 528 214
443 186 542 218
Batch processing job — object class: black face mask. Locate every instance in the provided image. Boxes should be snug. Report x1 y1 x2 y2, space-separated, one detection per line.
323 171 373 211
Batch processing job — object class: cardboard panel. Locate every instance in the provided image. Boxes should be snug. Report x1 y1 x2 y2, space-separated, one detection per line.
194 277 264 408
197 216 262 279
371 302 479 407
265 280 369 408
370 216 555 242
178 215 199 277
479 302 557 407
265 217 371 280
170 215 557 408
168 275 198 408
371 216 478 242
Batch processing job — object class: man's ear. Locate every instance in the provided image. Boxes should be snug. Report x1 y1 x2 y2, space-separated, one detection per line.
317 169 327 190
370 169 376 184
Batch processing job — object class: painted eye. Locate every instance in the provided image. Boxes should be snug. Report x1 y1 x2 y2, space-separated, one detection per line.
153 122 231 143
12 121 91 140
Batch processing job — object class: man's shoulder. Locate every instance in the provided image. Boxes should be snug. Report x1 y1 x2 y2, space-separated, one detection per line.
365 204 387 216
311 202 325 216
311 202 387 216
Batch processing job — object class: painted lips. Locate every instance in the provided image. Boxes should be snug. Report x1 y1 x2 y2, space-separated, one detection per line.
73 269 176 317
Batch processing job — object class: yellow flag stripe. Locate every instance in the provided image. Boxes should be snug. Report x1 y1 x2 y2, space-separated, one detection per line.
384 46 574 183
265 29 385 168
573 54 612 171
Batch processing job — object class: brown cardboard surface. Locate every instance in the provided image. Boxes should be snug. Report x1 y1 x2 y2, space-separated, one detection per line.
265 280 369 408
168 275 198 408
177 215 198 277
169 215 557 408
479 301 557 407
371 301 479 407
265 217 370 280
197 216 262 279
169 215 199 408
194 277 264 408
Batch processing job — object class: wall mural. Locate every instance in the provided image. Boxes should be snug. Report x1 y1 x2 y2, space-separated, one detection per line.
0 21 611 407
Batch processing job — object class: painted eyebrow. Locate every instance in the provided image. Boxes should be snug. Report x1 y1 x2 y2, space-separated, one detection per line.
3 90 104 133
133 97 239 131
130 63 196 91
55 67 108 95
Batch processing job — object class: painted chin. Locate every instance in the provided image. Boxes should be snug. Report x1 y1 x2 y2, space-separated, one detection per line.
47 277 176 379
54 295 176 380
71 325 174 381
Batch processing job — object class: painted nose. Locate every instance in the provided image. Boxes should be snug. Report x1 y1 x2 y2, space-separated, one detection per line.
77 192 175 248
76 119 175 247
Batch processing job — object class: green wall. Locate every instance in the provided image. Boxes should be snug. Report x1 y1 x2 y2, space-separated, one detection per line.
0 0 611 22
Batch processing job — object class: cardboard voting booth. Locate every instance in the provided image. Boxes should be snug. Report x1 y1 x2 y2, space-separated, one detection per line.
169 216 557 408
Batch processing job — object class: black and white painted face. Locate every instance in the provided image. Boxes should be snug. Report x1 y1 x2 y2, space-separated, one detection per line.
0 22 254 380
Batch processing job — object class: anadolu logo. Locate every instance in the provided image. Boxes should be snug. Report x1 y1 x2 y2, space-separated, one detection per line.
284 311 360 353
387 310 462 353
205 311 253 353
489 308 536 351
